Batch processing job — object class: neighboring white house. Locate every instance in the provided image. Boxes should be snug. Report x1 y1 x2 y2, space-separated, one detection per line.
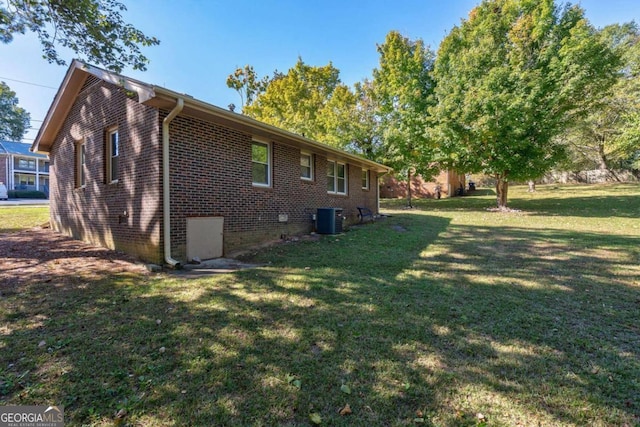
0 140 50 196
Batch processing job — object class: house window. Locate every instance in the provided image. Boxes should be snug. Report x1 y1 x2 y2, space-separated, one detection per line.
106 128 119 183
301 152 313 180
362 169 369 190
14 173 35 189
327 160 347 195
16 158 36 171
75 139 86 188
252 140 271 187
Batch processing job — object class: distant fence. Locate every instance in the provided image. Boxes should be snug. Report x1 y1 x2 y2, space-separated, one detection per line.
542 169 639 184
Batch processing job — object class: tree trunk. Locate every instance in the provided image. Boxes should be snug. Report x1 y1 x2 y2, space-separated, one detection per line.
527 180 536 192
406 169 413 208
496 176 509 209
597 140 608 170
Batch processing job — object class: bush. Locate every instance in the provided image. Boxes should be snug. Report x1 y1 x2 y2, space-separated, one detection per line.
8 190 47 199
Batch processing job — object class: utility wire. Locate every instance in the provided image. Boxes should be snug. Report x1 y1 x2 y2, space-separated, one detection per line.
0 76 57 90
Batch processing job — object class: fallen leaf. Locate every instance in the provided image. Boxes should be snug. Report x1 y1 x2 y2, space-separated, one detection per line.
413 417 425 423
114 408 127 425
339 404 352 416
309 412 322 424
340 384 351 394
415 409 423 417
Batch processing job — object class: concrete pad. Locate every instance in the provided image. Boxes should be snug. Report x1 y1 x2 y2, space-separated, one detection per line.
175 258 263 276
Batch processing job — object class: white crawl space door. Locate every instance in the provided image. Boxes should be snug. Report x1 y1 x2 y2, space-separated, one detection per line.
186 217 224 261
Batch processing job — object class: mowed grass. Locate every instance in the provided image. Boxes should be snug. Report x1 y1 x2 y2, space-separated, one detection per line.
0 206 49 233
1 184 639 426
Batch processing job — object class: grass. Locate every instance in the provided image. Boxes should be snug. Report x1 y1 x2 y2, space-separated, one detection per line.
0 206 49 233
1 183 639 426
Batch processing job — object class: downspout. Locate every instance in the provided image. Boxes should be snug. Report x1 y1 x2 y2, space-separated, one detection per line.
162 98 184 268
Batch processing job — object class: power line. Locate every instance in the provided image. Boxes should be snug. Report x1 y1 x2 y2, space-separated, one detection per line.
0 76 57 90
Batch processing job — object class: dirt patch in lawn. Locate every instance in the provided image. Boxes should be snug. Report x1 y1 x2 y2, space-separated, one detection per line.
0 227 149 293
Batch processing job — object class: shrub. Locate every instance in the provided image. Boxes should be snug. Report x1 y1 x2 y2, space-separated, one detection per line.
8 190 47 199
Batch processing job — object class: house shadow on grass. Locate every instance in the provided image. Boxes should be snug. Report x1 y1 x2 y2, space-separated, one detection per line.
1 213 639 426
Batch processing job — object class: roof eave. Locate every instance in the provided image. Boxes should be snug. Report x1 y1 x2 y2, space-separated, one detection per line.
31 60 156 154
31 61 391 174
149 87 391 174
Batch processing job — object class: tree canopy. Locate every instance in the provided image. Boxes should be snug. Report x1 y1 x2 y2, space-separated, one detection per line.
0 81 30 141
373 31 437 206
0 0 159 72
561 22 640 177
225 3 633 206
240 58 342 142
227 58 377 152
226 32 437 205
432 0 619 207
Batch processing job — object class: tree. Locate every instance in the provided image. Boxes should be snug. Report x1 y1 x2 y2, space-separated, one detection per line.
317 80 385 159
373 31 437 207
432 0 619 208
234 58 342 142
226 65 272 111
227 59 387 160
561 23 640 178
0 0 159 72
0 81 30 141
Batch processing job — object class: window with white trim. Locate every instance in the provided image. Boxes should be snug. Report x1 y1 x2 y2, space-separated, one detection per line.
106 127 119 183
300 152 313 180
75 139 86 188
362 169 369 190
252 140 271 187
327 160 347 195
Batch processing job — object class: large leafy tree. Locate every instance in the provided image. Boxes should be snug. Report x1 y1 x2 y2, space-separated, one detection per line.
432 0 619 208
228 58 381 154
317 80 384 159
373 31 437 207
241 58 342 141
0 81 30 141
0 0 159 72
562 23 640 178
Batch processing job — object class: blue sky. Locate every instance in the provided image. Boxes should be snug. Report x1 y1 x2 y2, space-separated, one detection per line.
0 0 638 143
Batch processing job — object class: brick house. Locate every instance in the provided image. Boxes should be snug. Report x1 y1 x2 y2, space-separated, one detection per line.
380 170 466 199
31 60 390 266
0 140 50 196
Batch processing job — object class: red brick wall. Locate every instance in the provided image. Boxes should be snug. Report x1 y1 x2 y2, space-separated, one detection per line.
48 78 380 264
48 80 163 263
380 170 466 199
166 114 379 258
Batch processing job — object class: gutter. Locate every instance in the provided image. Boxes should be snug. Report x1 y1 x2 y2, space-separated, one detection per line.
162 98 184 268
152 88 392 174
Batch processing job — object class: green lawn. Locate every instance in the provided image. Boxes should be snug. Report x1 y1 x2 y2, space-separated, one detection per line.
1 184 639 426
0 206 49 233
